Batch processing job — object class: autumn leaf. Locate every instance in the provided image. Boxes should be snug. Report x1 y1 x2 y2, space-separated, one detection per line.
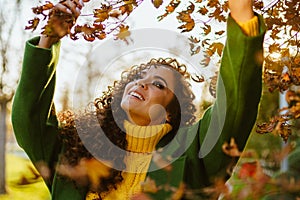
140 177 159 194
176 3 195 32
201 53 211 67
25 17 40 31
222 137 241 157
209 42 224 56
157 0 180 20
203 24 211 35
32 1 54 15
56 158 112 189
152 0 163 8
189 43 201 55
207 0 219 8
215 30 225 35
201 38 210 47
208 72 217 97
198 6 208 15
268 43 281 53
191 74 204 82
119 0 137 15
109 10 121 18
94 5 112 23
188 36 200 43
238 161 257 179
115 24 131 42
170 182 185 200
84 158 112 190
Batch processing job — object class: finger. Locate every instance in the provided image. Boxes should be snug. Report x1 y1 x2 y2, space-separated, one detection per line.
55 3 72 15
64 0 82 17
73 0 84 9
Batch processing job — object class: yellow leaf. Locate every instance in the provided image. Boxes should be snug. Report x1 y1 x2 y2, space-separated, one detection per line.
115 24 131 41
140 177 159 193
171 182 185 200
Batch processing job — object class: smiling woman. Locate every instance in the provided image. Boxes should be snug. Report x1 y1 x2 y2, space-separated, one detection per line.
11 0 266 199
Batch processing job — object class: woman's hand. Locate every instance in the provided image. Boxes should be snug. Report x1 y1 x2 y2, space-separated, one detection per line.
228 0 255 22
38 0 84 48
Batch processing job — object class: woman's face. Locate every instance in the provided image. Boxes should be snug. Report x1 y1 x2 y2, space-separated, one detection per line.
121 65 176 126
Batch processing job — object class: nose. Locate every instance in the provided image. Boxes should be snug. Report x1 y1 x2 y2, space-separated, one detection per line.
135 79 148 89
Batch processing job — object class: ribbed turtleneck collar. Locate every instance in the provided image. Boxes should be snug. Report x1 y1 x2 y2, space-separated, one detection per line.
123 120 172 153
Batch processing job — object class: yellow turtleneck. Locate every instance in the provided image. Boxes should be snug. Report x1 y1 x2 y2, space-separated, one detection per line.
86 120 172 200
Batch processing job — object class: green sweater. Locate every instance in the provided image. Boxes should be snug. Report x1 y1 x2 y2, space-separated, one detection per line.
12 15 266 199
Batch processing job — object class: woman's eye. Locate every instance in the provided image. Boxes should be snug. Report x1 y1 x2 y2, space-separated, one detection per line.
152 81 165 89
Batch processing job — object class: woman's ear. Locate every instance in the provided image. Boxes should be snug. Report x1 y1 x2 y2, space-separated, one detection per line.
166 112 172 123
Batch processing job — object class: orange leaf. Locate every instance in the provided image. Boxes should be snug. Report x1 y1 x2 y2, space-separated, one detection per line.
93 5 112 23
119 1 135 15
25 17 40 31
268 43 280 53
198 6 209 15
222 137 241 157
209 42 224 56
178 21 195 32
238 161 257 179
157 0 180 21
203 24 211 35
215 30 225 35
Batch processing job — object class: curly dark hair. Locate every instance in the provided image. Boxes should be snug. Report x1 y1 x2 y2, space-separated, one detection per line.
57 57 197 196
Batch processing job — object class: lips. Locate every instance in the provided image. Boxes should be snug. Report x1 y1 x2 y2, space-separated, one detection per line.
129 91 145 101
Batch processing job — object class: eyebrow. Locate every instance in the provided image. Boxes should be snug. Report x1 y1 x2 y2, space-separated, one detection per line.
153 75 168 87
140 70 169 87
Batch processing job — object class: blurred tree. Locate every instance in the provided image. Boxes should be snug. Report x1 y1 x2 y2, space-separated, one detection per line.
0 0 24 194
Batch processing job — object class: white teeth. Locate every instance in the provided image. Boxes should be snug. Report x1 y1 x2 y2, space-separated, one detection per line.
129 91 144 100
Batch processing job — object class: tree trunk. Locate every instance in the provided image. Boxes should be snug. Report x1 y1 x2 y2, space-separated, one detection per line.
0 102 6 194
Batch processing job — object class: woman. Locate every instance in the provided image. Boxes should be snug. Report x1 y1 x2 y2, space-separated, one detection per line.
12 0 266 199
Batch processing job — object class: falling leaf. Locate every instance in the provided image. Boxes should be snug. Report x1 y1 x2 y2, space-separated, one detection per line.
171 182 185 200
157 0 180 20
152 0 163 8
215 30 225 35
209 42 224 56
115 24 130 42
238 161 257 179
94 5 112 23
209 73 217 97
191 73 205 82
141 177 159 193
56 158 112 189
222 137 241 157
203 24 211 35
188 36 200 43
25 17 40 31
119 0 137 15
198 6 208 15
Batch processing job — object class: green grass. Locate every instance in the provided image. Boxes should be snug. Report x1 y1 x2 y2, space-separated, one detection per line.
0 154 50 200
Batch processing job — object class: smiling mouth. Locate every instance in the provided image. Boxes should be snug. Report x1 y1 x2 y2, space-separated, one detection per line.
129 91 145 101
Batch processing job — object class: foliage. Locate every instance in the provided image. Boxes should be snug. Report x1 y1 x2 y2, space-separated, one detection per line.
25 0 300 142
